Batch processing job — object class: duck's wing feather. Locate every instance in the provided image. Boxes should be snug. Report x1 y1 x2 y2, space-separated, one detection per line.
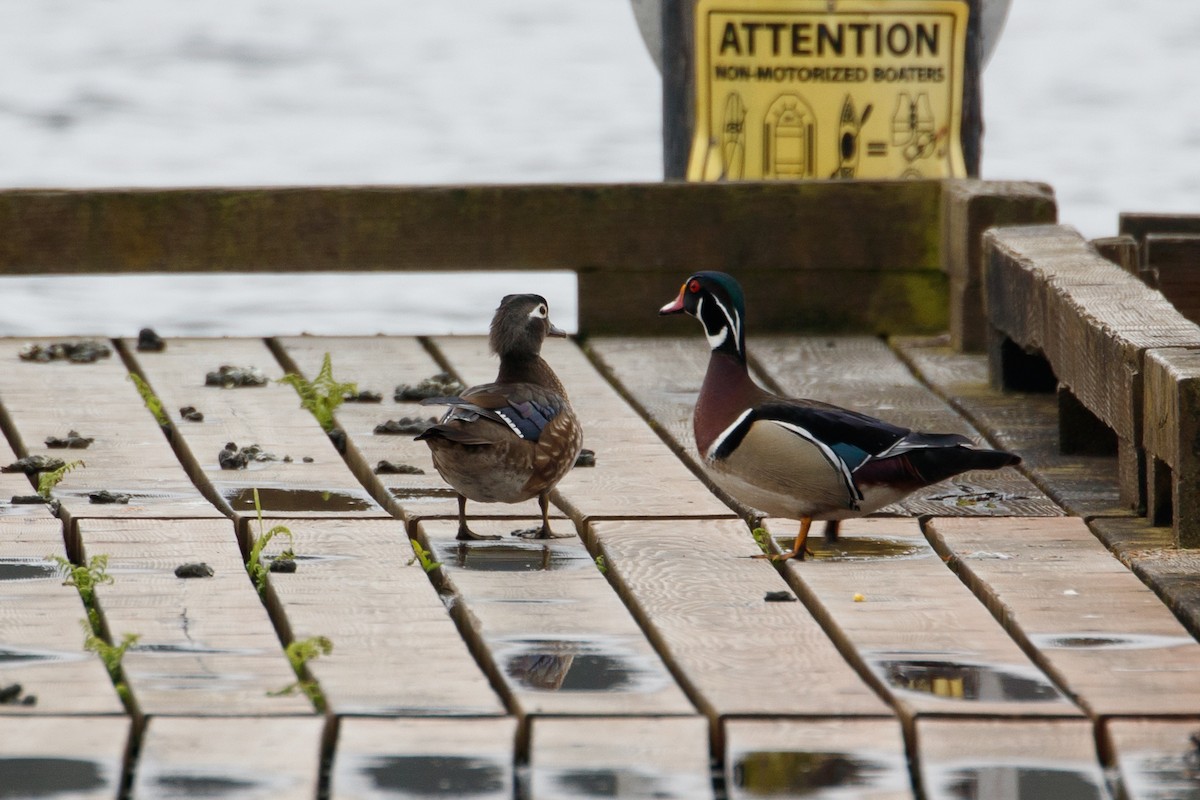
419 383 568 443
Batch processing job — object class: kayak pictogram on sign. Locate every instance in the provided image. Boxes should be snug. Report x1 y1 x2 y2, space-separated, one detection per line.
688 0 969 181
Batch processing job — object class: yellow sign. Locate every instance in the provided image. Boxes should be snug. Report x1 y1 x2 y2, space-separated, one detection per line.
688 0 968 181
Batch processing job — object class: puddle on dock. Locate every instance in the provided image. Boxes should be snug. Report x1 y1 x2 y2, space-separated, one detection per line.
224 487 377 513
0 757 114 797
730 749 909 798
923 483 1031 511
1119 750 1200 800
1030 632 1196 651
495 638 669 693
926 763 1108 800
146 773 264 798
806 535 931 562
537 766 708 799
870 656 1065 704
0 557 59 581
0 645 86 667
435 541 592 572
341 754 509 798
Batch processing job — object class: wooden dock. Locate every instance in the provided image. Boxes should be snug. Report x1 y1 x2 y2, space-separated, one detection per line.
3 330 1199 799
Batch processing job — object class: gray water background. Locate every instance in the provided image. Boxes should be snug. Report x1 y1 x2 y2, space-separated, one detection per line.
0 0 1196 335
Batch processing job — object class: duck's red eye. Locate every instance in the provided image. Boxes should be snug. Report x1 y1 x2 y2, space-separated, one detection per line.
688 279 701 293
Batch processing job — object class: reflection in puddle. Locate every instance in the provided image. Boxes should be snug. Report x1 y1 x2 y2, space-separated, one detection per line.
1121 749 1200 800
0 757 112 796
540 767 707 799
930 764 1108 800
871 657 1065 703
1031 632 1196 651
348 754 509 798
0 558 59 581
436 541 591 572
224 487 377 513
807 536 930 562
731 750 908 797
497 638 669 693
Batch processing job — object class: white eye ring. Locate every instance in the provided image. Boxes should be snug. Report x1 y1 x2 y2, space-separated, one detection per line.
529 304 548 319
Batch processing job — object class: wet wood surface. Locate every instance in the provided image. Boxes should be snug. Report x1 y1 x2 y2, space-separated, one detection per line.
0 715 130 799
0 517 126 715
76 517 313 717
528 717 713 800
0 338 221 521
2 333 1199 798
1106 718 1200 800
132 715 325 800
257 518 505 717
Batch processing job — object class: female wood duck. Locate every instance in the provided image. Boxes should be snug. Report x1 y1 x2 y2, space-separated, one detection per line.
660 271 1021 561
416 293 582 540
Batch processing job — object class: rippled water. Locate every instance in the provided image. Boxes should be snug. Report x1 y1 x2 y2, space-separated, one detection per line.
0 0 1194 334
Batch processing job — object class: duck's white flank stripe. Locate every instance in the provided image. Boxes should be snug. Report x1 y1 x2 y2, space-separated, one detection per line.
705 408 754 460
770 419 863 505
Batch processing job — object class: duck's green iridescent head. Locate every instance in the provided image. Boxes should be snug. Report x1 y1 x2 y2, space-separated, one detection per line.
659 271 747 357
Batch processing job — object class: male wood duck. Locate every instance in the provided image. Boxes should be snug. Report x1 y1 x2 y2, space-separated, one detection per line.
660 271 1021 561
416 294 582 540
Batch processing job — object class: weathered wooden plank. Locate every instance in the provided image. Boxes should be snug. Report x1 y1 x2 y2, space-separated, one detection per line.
331 716 517 800
0 183 947 335
0 517 126 715
415 518 695 718
927 516 1200 717
1091 234 1140 276
751 335 1060 517
0 715 130 798
273 335 562 523
1120 211 1200 253
0 430 54 518
984 225 1200 446
590 518 891 718
132 715 325 799
725 718 912 800
768 517 1081 719
1142 346 1200 547
0 337 221 520
916 718 1107 800
124 337 388 523
893 335 1127 518
255 518 505 716
78 518 313 716
431 335 734 522
528 717 714 800
1107 718 1200 800
941 180 1056 352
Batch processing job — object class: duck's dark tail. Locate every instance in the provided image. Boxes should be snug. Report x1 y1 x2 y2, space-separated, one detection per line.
907 444 1021 485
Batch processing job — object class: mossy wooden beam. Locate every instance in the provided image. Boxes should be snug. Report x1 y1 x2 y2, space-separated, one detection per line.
0 182 943 334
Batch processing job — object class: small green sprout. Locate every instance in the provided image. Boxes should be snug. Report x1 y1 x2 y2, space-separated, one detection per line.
82 623 139 703
751 527 774 557
246 488 294 595
277 353 357 433
50 554 112 606
407 539 441 573
38 459 84 499
128 373 169 427
270 635 333 709
594 555 607 574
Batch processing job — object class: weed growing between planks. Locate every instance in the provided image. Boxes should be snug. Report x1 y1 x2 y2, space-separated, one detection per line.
128 372 169 427
50 554 139 707
270 636 333 710
245 488 295 596
38 459 84 499
277 352 357 434
407 539 442 573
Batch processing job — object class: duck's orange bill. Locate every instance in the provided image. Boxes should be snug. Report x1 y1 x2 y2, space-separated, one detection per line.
659 284 687 315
